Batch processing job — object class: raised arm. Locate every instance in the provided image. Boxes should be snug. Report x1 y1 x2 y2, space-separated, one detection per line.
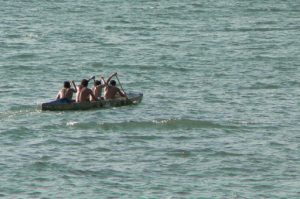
106 72 117 85
71 80 77 93
100 76 107 85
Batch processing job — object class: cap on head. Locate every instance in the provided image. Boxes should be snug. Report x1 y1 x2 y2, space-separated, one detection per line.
64 81 71 88
110 80 116 86
94 80 101 86
81 79 89 87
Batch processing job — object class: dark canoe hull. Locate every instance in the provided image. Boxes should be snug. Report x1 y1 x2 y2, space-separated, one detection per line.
42 92 143 111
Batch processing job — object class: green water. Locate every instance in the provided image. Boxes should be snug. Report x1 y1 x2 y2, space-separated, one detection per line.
0 0 300 198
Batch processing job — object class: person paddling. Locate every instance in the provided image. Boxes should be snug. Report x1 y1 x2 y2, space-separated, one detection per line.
56 80 77 103
103 73 126 99
76 76 95 102
91 77 105 100
77 79 97 102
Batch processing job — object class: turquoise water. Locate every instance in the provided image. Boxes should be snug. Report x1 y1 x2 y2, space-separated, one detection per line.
1 0 300 198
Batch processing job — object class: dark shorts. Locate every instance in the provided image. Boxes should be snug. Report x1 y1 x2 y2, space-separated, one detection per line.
48 98 73 104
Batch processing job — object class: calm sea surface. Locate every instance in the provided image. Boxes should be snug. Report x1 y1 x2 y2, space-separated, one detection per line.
0 0 300 198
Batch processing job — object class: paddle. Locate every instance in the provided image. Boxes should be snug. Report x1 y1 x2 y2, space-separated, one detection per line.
88 76 95 82
115 74 128 99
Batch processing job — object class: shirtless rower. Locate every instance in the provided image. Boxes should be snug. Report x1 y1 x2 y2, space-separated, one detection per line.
90 78 105 101
76 76 94 102
77 79 97 102
103 73 126 99
56 81 77 102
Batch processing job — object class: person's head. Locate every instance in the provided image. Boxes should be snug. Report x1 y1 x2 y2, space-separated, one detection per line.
110 80 116 86
64 81 71 88
81 79 89 87
94 80 101 86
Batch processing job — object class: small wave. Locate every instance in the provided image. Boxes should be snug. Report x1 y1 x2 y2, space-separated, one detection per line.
224 27 289 32
68 168 120 178
0 127 33 140
166 149 193 158
255 21 277 25
241 82 280 90
42 138 86 146
191 3 204 8
0 106 41 121
65 121 99 130
269 141 286 147
29 161 64 172
286 80 300 87
63 118 235 131
152 119 226 129
7 53 37 60
66 121 79 126
98 119 231 131
121 135 163 141
211 151 246 157
9 104 38 112
245 8 291 13
94 147 111 152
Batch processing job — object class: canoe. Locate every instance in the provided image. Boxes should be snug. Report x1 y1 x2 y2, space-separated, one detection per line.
42 92 143 111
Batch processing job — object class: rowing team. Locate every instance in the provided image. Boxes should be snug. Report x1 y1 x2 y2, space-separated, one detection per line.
56 72 126 103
